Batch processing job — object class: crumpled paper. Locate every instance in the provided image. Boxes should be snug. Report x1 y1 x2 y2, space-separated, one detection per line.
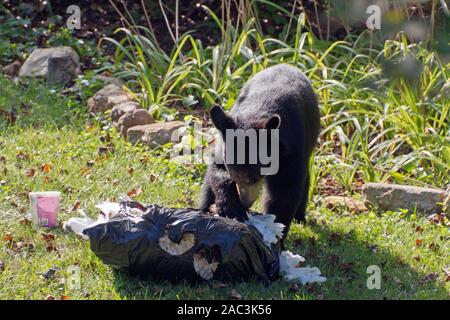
279 250 327 284
246 213 285 245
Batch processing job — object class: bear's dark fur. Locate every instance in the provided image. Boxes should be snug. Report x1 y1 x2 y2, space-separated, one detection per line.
199 64 320 245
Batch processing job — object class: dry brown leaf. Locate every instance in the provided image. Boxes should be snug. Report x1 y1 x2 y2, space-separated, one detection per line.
41 233 56 242
41 163 52 173
70 200 81 213
127 187 142 197
26 168 36 177
415 238 423 247
3 234 13 242
19 218 31 226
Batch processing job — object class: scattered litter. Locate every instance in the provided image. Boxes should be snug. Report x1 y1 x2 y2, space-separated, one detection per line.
63 209 105 240
65 200 326 285
279 250 327 284
246 213 284 245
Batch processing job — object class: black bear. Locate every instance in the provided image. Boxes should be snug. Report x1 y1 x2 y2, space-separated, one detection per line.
199 64 320 244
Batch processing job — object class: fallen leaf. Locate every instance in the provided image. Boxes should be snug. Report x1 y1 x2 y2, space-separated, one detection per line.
41 233 56 242
140 156 149 164
26 168 36 177
70 200 81 213
415 226 423 233
128 167 135 176
46 295 55 300
60 295 70 300
415 238 423 247
427 214 446 225
428 242 439 251
85 124 95 132
80 167 91 176
127 187 142 197
229 289 242 300
3 234 13 242
19 218 31 226
46 243 58 252
41 163 52 173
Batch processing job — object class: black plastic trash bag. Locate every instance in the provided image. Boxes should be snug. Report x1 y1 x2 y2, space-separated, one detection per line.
83 202 280 283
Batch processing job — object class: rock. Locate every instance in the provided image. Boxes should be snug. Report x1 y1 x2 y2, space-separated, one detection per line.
443 185 450 216
111 102 141 122
116 109 154 138
87 83 130 114
92 75 124 87
47 56 80 84
19 47 80 83
127 121 184 148
1 60 21 77
363 183 446 215
322 196 367 214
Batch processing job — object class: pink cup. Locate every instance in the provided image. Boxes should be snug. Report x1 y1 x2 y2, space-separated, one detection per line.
29 192 61 228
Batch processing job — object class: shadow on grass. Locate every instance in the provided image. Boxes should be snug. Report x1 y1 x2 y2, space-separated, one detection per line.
107 220 448 300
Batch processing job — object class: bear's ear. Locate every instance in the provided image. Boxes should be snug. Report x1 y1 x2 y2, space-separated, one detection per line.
264 114 281 130
210 105 235 135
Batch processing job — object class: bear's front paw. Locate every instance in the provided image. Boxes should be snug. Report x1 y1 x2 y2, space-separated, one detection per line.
216 202 248 222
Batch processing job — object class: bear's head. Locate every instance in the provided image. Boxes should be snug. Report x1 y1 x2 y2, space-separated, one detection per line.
209 105 281 208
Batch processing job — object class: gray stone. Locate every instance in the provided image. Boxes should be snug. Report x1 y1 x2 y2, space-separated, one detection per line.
363 183 446 215
116 109 154 138
47 56 79 84
92 75 124 87
127 121 184 148
19 47 80 82
87 83 130 114
111 102 141 122
1 60 21 77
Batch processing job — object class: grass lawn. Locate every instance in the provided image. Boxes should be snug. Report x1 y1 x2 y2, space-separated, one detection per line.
0 76 448 300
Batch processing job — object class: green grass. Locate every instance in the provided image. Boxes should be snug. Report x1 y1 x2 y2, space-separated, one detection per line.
0 76 448 300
